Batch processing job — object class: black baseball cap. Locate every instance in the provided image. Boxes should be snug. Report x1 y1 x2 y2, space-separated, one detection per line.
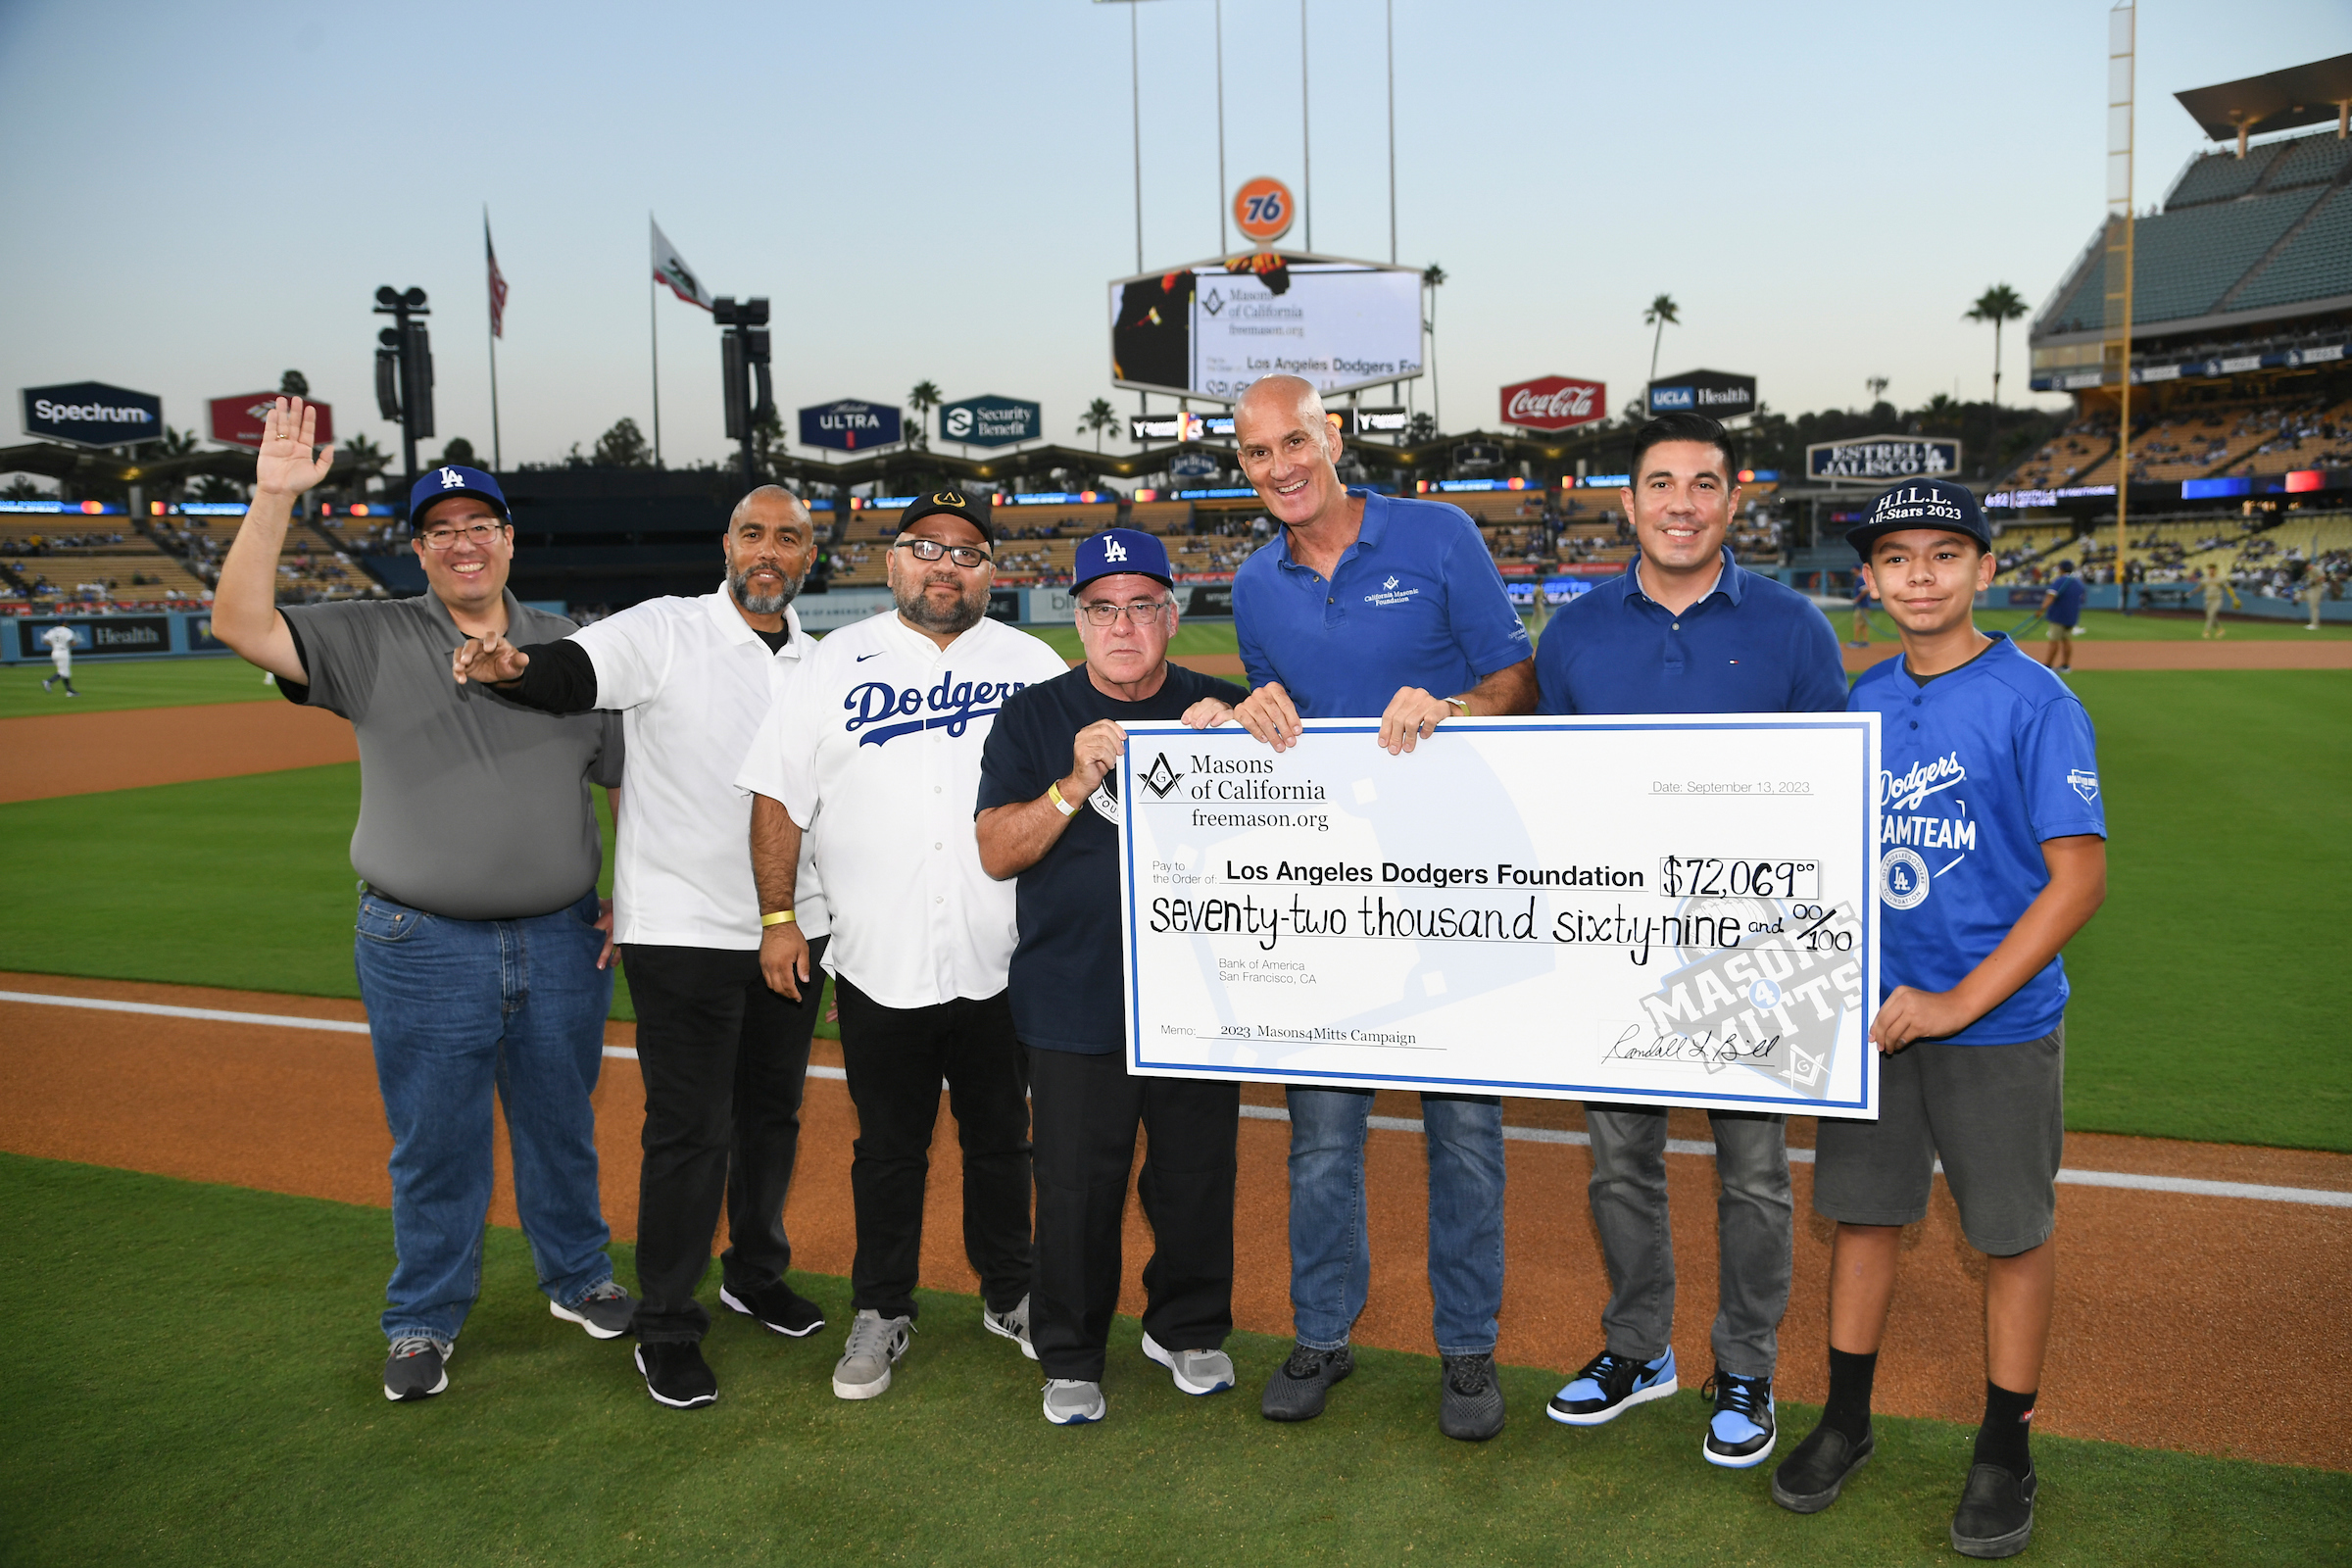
895 489 993 544
1845 479 1991 557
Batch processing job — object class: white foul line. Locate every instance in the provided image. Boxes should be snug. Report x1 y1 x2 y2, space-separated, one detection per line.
5 990 2346 1210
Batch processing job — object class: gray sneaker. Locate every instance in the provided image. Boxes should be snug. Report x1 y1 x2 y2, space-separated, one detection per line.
832 1309 912 1400
383 1335 451 1401
1439 1351 1505 1442
550 1279 638 1340
982 1295 1038 1360
1143 1333 1235 1396
1261 1341 1353 1422
1043 1378 1106 1425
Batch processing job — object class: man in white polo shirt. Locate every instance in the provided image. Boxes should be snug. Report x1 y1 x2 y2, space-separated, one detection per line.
451 484 831 1411
738 489 1065 1402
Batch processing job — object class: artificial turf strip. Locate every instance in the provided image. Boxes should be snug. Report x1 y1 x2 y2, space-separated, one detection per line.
0 654 280 718
0 673 2338 1148
0 1154 2340 1568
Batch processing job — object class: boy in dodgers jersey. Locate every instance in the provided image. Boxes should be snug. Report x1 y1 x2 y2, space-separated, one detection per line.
1774 479 2106 1562
738 490 1066 1402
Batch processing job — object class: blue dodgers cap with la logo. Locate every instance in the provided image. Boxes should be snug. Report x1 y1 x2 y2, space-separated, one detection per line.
1845 478 1991 558
1073 527 1173 589
409 465 510 529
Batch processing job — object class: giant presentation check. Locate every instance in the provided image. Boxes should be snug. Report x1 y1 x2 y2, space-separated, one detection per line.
1116 715 1881 1118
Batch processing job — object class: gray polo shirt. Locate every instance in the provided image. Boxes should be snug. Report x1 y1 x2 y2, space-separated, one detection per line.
280 590 623 920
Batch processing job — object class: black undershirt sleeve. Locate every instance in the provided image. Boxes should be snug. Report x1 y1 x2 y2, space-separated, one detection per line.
493 639 601 713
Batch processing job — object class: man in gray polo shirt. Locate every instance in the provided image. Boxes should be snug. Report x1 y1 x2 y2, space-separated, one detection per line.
211 399 635 1402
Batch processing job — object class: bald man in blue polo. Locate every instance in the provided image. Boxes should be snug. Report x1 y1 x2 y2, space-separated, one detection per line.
1199 373 1536 1443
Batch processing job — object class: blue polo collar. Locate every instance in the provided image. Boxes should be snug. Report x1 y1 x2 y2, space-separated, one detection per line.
1617 545 1747 611
1274 488 1386 573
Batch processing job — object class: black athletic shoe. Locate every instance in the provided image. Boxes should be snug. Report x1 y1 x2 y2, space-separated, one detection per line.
635 1341 718 1409
1700 1367 1777 1468
1771 1421 1875 1513
1547 1348 1678 1426
1260 1342 1354 1422
550 1278 638 1340
1950 1463 2036 1558
1438 1352 1505 1442
383 1336 450 1401
720 1278 826 1338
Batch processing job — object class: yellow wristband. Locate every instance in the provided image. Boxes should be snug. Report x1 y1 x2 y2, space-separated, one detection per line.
1047 781 1079 817
760 909 796 927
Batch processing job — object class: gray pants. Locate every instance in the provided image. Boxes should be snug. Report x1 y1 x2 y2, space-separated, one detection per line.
1584 1105 1791 1380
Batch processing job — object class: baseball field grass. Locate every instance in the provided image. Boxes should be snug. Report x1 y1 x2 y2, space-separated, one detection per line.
0 653 277 717
0 669 2341 1150
3 1152 2341 1568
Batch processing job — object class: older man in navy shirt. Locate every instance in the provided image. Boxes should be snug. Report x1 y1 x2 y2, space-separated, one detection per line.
1535 412 1845 1472
1201 373 1535 1443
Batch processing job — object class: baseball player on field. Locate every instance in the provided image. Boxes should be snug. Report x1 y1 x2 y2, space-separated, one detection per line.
41 622 79 696
738 490 1066 1402
1774 478 2106 1561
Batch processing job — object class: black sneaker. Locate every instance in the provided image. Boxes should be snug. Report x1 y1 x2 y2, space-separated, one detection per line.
635 1341 718 1409
1771 1421 1875 1513
720 1278 825 1338
383 1336 450 1401
1950 1463 2036 1558
1546 1348 1677 1426
1700 1368 1776 1468
1260 1342 1354 1422
1438 1352 1505 1442
550 1279 638 1340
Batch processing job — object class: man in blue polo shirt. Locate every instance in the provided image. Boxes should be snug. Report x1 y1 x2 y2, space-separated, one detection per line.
1205 372 1535 1442
1534 411 1845 1471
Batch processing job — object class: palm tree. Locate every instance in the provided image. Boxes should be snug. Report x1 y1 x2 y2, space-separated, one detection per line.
1077 398 1119 452
1965 285 2029 409
1866 376 1890 413
906 380 942 450
1422 264 1447 435
1643 294 1681 388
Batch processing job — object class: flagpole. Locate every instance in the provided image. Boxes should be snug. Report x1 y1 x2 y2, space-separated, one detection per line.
649 214 662 466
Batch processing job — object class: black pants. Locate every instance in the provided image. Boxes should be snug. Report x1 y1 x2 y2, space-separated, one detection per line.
619 938 828 1343
833 977 1031 1322
1029 1046 1239 1383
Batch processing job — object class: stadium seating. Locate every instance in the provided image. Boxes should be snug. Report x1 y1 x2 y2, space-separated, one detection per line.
2228 396 2352 475
1127 501 1194 534
2001 420 2116 492
2162 143 2287 209
2045 189 2326 332
2229 186 2352 314
2261 133 2352 193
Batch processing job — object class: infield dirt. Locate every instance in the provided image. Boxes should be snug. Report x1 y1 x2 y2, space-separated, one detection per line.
4 971 2344 1473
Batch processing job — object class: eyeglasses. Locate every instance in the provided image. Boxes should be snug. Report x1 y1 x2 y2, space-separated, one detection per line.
1077 600 1172 626
417 521 509 551
893 537 992 569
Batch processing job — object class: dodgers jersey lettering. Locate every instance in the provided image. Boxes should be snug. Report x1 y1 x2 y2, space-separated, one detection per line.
739 609 1068 1009
1848 635 2105 1045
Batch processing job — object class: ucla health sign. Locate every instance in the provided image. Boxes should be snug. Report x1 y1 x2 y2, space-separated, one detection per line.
799 399 902 452
1646 368 1756 418
24 381 163 449
939 395 1040 449
1805 435 1961 482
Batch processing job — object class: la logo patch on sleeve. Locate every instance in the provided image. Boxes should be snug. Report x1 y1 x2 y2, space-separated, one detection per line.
2067 768 2099 803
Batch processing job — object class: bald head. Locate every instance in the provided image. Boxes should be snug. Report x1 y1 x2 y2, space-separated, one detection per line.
1235 374 1327 432
1234 374 1349 533
730 484 808 530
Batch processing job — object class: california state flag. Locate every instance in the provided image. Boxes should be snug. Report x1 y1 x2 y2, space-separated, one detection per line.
651 218 714 311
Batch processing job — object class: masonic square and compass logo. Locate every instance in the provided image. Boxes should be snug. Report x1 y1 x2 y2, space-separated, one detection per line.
1140 752 1183 799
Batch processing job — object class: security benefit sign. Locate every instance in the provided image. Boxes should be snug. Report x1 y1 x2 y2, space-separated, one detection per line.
1647 369 1755 418
1117 715 1883 1116
799 399 903 452
23 382 163 449
939 395 1040 448
1110 253 1424 403
1806 435 1961 482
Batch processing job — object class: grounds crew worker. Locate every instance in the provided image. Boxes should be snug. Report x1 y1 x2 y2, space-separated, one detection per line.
737 490 1065 1401
212 400 634 1402
1777 479 2106 1559
1200 372 1537 1443
974 528 1250 1426
1533 411 1846 1470
450 484 833 1412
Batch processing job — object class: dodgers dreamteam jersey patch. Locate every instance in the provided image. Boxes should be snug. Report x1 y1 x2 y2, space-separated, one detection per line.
1848 637 2104 1046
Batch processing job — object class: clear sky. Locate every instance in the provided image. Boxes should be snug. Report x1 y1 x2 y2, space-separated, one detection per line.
2 0 2343 480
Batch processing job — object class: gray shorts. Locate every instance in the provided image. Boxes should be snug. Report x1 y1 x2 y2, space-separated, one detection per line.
1812 1023 2064 1256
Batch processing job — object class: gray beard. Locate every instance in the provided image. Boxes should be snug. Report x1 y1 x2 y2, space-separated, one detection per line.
729 564 804 617
894 577 986 636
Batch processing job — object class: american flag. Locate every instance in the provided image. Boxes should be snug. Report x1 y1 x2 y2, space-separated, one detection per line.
485 215 510 339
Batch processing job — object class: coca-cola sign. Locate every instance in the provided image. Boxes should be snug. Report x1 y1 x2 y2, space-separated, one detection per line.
1500 375 1605 432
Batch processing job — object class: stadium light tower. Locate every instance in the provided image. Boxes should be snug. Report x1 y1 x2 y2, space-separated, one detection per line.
371 286 433 502
712 297 774 488
2105 1 2136 591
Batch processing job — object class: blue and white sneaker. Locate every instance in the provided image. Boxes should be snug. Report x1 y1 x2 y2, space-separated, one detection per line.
1702 1368 1777 1468
1546 1348 1678 1426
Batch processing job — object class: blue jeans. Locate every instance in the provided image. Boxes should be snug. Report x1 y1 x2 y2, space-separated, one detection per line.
354 887 615 1345
1286 1087 1505 1356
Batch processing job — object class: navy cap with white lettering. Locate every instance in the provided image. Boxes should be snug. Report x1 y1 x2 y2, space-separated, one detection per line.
1073 527 1173 589
409 465 510 530
1845 478 1991 557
